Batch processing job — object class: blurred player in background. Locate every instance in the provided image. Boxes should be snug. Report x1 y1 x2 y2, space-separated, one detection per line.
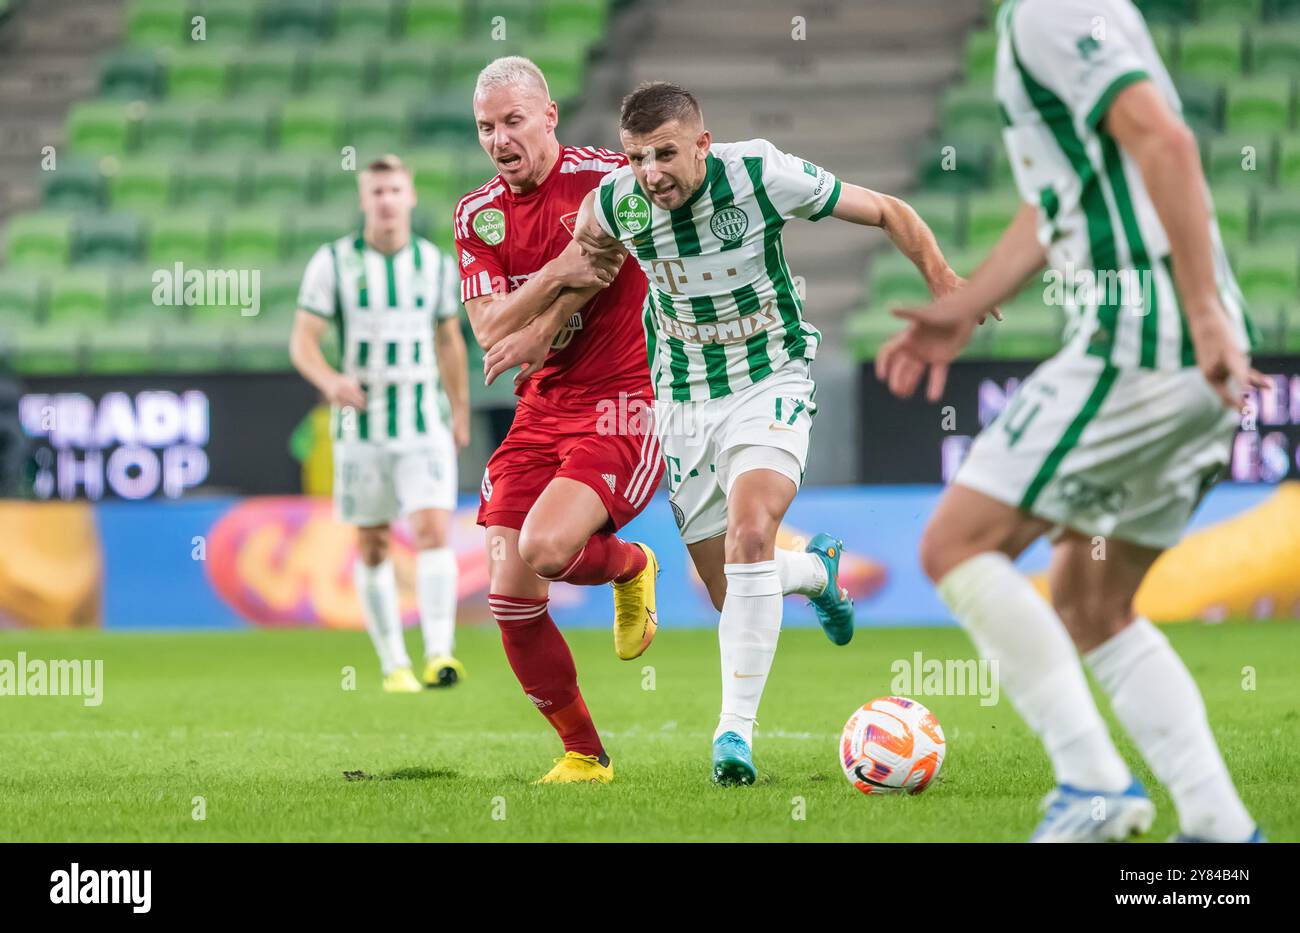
574 82 961 785
289 155 470 694
876 0 1264 841
453 57 661 784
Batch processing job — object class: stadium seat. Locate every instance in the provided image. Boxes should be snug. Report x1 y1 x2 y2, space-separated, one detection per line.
163 47 233 99
125 0 187 47
445 42 526 92
917 138 992 193
6 214 73 267
962 30 997 83
107 158 175 211
147 213 215 263
100 47 163 99
1234 245 1299 305
409 94 476 146
47 269 114 321
1258 193 1300 241
1175 79 1224 136
1150 26 1178 71
234 47 304 97
137 100 200 153
1283 305 1300 353
304 45 372 97
966 193 1022 252
402 0 467 40
467 0 539 37
1178 25 1244 82
278 98 343 152
408 148 459 203
1213 188 1253 248
1250 28 1300 76
1268 0 1300 21
346 98 412 156
868 253 931 306
940 85 1002 142
258 0 330 42
846 309 899 359
335 1 393 40
319 163 364 206
0 273 46 321
195 0 257 45
1134 0 1197 25
74 213 145 265
1208 135 1277 187
1225 79 1294 134
544 0 608 44
289 208 357 261
42 158 104 211
907 195 964 251
375 42 439 96
529 38 589 102
249 157 318 206
1281 134 1300 186
178 157 247 205
1203 0 1262 20
989 295 1063 359
199 101 273 151
217 210 286 264
67 101 136 155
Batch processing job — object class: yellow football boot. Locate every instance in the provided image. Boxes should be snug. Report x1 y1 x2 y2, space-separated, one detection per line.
535 751 614 784
422 655 466 688
381 667 422 693
611 543 658 660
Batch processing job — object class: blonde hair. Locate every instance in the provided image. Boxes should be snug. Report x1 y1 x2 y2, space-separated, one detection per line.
474 56 550 102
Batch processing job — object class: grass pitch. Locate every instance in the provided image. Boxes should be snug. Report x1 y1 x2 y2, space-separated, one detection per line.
1 622 1295 842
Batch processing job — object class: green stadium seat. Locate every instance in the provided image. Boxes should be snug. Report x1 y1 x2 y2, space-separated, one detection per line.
107 158 175 211
963 31 997 84
278 98 343 152
409 94 476 146
529 39 589 101
289 208 355 261
1178 25 1244 82
846 309 900 360
345 98 410 155
6 214 73 267
1175 79 1224 136
47 269 114 321
1225 79 1294 134
1150 26 1178 71
248 157 318 205
1207 135 1277 187
217 210 286 264
233 47 304 97
0 273 46 321
1235 245 1299 306
100 47 163 99
67 101 136 156
137 101 200 153
403 0 466 40
375 43 439 95
966 193 1022 252
1204 0 1262 19
917 138 992 193
1268 0 1300 21
305 45 372 97
199 101 273 151
1283 305 1300 353
163 47 232 99
74 213 145 265
1249 303 1287 352
43 158 104 211
258 0 330 42
989 294 1063 359
336 1 394 40
125 0 187 47
1281 134 1300 186
1212 189 1253 248
940 85 1003 143
868 254 931 306
544 0 607 44
1134 0 1197 25
409 148 458 203
1250 28 1300 76
179 156 247 205
907 195 964 251
319 164 363 205
147 213 215 263
195 0 257 45
1258 193 1300 241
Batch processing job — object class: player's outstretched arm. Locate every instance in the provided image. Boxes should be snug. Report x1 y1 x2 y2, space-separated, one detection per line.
482 283 604 388
1103 80 1266 409
831 184 960 299
434 316 471 448
289 310 366 409
574 189 625 256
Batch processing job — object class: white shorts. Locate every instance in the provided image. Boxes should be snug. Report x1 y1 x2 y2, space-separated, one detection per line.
657 361 817 544
334 429 457 527
955 351 1238 551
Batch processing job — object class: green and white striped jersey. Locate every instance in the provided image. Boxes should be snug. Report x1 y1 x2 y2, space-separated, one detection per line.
298 232 460 445
593 139 841 402
996 0 1253 371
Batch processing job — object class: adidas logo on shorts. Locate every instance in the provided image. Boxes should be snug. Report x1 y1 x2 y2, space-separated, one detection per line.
602 473 617 494
481 467 493 502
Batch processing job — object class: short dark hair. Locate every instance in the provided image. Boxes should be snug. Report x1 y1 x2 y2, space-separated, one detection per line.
619 81 702 135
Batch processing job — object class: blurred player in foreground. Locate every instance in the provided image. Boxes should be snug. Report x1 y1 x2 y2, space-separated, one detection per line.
877 0 1264 841
453 58 661 784
575 82 961 785
290 155 470 693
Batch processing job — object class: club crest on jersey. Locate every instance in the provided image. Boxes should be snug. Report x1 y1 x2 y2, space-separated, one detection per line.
709 206 749 242
559 210 579 235
615 193 651 234
473 208 506 246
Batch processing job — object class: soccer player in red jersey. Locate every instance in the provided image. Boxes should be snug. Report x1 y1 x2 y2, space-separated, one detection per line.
453 57 663 784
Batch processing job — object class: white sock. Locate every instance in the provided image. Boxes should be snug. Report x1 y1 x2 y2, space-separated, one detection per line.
938 552 1130 792
1087 618 1256 840
353 559 410 675
715 561 783 746
775 547 827 598
416 547 458 660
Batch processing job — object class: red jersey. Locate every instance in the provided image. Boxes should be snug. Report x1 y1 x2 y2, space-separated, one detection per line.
453 145 651 409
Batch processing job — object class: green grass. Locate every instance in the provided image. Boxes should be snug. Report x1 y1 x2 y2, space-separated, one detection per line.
0 623 1296 841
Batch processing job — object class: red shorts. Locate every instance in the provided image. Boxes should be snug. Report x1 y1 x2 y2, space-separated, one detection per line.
478 395 664 532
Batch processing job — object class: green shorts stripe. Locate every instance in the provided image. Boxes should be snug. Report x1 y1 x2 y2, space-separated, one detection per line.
1019 364 1119 511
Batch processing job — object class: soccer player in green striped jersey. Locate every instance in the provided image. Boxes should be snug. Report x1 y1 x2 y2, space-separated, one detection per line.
876 0 1265 841
574 82 963 784
290 154 471 694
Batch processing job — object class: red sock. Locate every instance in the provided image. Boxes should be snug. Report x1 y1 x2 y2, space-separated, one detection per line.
488 594 603 757
545 534 647 586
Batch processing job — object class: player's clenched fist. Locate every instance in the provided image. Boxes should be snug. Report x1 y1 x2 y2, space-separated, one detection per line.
323 372 368 410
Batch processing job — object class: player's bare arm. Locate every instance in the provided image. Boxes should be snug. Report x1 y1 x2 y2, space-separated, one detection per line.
574 188 626 256
434 315 471 449
830 184 962 300
288 309 367 409
464 239 620 350
482 283 605 388
1103 80 1267 410
877 204 1045 402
